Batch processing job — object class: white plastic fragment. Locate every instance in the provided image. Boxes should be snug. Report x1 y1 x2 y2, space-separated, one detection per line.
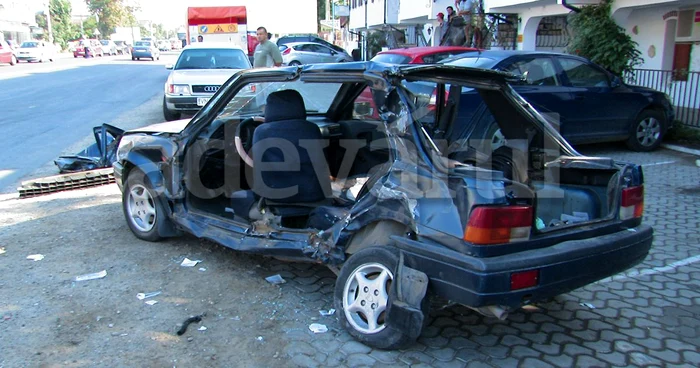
75 270 107 282
580 302 596 309
26 254 44 261
136 291 161 300
0 247 6 255
145 300 158 306
319 309 336 316
309 323 328 334
180 258 202 267
198 267 207 272
265 274 286 285
198 326 207 331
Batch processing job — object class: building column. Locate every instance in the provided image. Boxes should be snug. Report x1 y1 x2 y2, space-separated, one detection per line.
661 18 678 71
518 15 541 51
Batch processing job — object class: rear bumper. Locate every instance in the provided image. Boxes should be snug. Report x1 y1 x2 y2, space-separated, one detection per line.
132 51 154 58
393 224 653 308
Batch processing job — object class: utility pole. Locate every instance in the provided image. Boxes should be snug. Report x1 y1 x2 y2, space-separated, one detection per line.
45 1 53 43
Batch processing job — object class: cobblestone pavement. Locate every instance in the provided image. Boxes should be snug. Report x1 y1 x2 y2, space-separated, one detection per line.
258 145 700 368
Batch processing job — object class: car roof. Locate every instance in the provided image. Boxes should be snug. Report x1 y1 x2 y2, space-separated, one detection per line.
377 46 478 58
285 42 330 47
181 42 245 51
449 49 590 62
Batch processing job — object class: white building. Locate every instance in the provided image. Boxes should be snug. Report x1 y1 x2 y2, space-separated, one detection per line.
0 0 37 43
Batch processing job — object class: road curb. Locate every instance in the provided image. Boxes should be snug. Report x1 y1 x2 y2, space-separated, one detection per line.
661 143 700 157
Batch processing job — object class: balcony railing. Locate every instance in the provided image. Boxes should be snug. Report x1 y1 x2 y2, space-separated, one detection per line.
625 69 700 128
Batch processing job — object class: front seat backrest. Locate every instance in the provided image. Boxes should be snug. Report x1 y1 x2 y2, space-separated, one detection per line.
252 89 331 203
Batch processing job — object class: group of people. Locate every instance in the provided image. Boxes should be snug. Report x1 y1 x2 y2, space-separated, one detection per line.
432 0 483 48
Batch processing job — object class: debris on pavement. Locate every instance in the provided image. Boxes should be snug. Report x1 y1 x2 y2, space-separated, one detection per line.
265 274 286 285
176 314 205 336
75 270 107 282
145 300 158 306
26 254 44 261
0 247 6 255
198 326 207 331
198 267 207 272
319 309 336 316
180 258 202 267
136 291 161 300
308 323 328 334
580 302 596 309
256 336 264 341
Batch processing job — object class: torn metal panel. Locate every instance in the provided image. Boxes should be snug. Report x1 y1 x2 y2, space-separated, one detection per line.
54 124 124 173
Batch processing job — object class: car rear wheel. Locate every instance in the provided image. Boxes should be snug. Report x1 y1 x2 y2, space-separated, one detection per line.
163 97 181 121
334 247 428 350
289 60 301 66
626 110 665 152
10 55 16 65
122 169 170 242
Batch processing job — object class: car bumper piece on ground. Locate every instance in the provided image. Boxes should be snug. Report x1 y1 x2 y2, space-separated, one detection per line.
393 224 653 309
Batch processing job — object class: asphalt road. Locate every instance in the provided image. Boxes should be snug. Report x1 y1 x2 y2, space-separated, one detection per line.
0 53 176 193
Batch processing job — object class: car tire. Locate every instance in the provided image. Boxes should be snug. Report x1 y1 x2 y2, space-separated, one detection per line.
289 61 301 66
122 169 170 242
334 247 428 350
10 55 16 66
626 110 666 152
163 97 181 121
132 56 135 61
137 58 140 61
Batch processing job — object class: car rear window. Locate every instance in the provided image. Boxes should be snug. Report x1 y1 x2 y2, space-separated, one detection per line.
371 53 412 65
443 56 499 69
21 42 39 48
134 41 150 47
175 48 251 70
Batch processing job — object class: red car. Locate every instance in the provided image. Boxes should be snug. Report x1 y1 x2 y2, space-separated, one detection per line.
371 46 478 65
0 39 17 66
354 47 478 119
73 39 104 58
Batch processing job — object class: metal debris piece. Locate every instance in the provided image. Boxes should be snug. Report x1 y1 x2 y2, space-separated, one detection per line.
136 291 161 300
265 274 286 285
319 309 336 316
580 302 596 309
308 323 328 334
75 270 107 282
145 300 158 306
180 258 202 267
26 254 44 261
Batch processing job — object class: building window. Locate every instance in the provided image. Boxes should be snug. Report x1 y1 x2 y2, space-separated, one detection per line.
672 43 692 81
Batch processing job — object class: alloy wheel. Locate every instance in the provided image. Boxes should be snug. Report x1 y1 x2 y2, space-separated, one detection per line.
126 184 157 233
636 117 661 147
342 263 393 335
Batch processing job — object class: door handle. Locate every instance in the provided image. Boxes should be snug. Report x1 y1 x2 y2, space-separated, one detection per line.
574 93 585 100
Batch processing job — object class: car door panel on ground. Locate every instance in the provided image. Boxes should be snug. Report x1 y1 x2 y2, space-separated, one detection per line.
498 56 575 138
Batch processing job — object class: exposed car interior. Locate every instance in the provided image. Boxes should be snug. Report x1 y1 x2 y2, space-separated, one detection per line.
184 75 619 233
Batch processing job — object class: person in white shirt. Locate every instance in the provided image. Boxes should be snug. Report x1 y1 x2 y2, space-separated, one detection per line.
455 0 475 46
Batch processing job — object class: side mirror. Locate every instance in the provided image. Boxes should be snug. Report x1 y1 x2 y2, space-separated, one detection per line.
331 50 337 55
610 75 622 88
165 64 173 70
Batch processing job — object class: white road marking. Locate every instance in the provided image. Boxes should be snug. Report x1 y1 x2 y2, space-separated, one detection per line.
642 160 676 167
597 254 700 283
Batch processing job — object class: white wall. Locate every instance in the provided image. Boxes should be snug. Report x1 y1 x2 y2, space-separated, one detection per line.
622 6 671 70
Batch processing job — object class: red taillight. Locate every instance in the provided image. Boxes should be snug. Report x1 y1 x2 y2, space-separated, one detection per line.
282 48 291 55
620 185 644 220
463 206 533 245
510 270 539 290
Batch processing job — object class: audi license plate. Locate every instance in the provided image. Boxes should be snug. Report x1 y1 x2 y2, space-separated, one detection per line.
196 98 210 106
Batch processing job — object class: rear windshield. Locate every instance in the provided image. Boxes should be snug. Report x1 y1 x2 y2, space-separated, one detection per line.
371 53 412 65
442 56 499 69
175 48 251 70
134 41 150 47
21 42 39 48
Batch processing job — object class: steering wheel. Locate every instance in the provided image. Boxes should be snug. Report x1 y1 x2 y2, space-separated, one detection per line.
235 117 263 168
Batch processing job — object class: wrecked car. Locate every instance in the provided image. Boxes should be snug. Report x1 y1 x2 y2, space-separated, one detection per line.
113 62 653 349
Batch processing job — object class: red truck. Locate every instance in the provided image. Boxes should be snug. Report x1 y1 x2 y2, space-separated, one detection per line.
186 6 249 56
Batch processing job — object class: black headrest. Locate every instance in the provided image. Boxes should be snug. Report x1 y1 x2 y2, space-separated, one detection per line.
265 90 307 122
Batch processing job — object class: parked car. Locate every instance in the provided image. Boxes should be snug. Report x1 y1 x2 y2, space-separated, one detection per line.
0 39 17 66
276 34 346 54
442 50 675 151
280 42 353 66
162 42 252 120
114 40 130 55
157 40 171 52
73 39 104 58
114 61 652 350
372 46 478 64
16 40 55 62
100 40 118 55
131 40 160 61
169 38 182 50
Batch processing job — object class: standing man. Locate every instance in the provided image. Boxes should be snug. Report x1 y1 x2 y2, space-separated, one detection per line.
433 12 447 46
253 26 282 68
455 0 475 46
197 35 204 42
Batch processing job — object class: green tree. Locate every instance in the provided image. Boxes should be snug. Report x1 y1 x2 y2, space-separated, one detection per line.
567 0 642 76
317 0 326 33
85 0 131 38
35 0 81 50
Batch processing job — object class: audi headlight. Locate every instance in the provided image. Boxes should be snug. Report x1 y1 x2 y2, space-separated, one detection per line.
166 84 191 95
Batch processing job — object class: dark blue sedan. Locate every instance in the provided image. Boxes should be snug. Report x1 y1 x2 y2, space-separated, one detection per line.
442 51 674 151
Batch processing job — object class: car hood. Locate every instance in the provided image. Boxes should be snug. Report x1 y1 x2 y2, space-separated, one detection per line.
127 118 191 134
169 69 242 86
626 84 662 95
